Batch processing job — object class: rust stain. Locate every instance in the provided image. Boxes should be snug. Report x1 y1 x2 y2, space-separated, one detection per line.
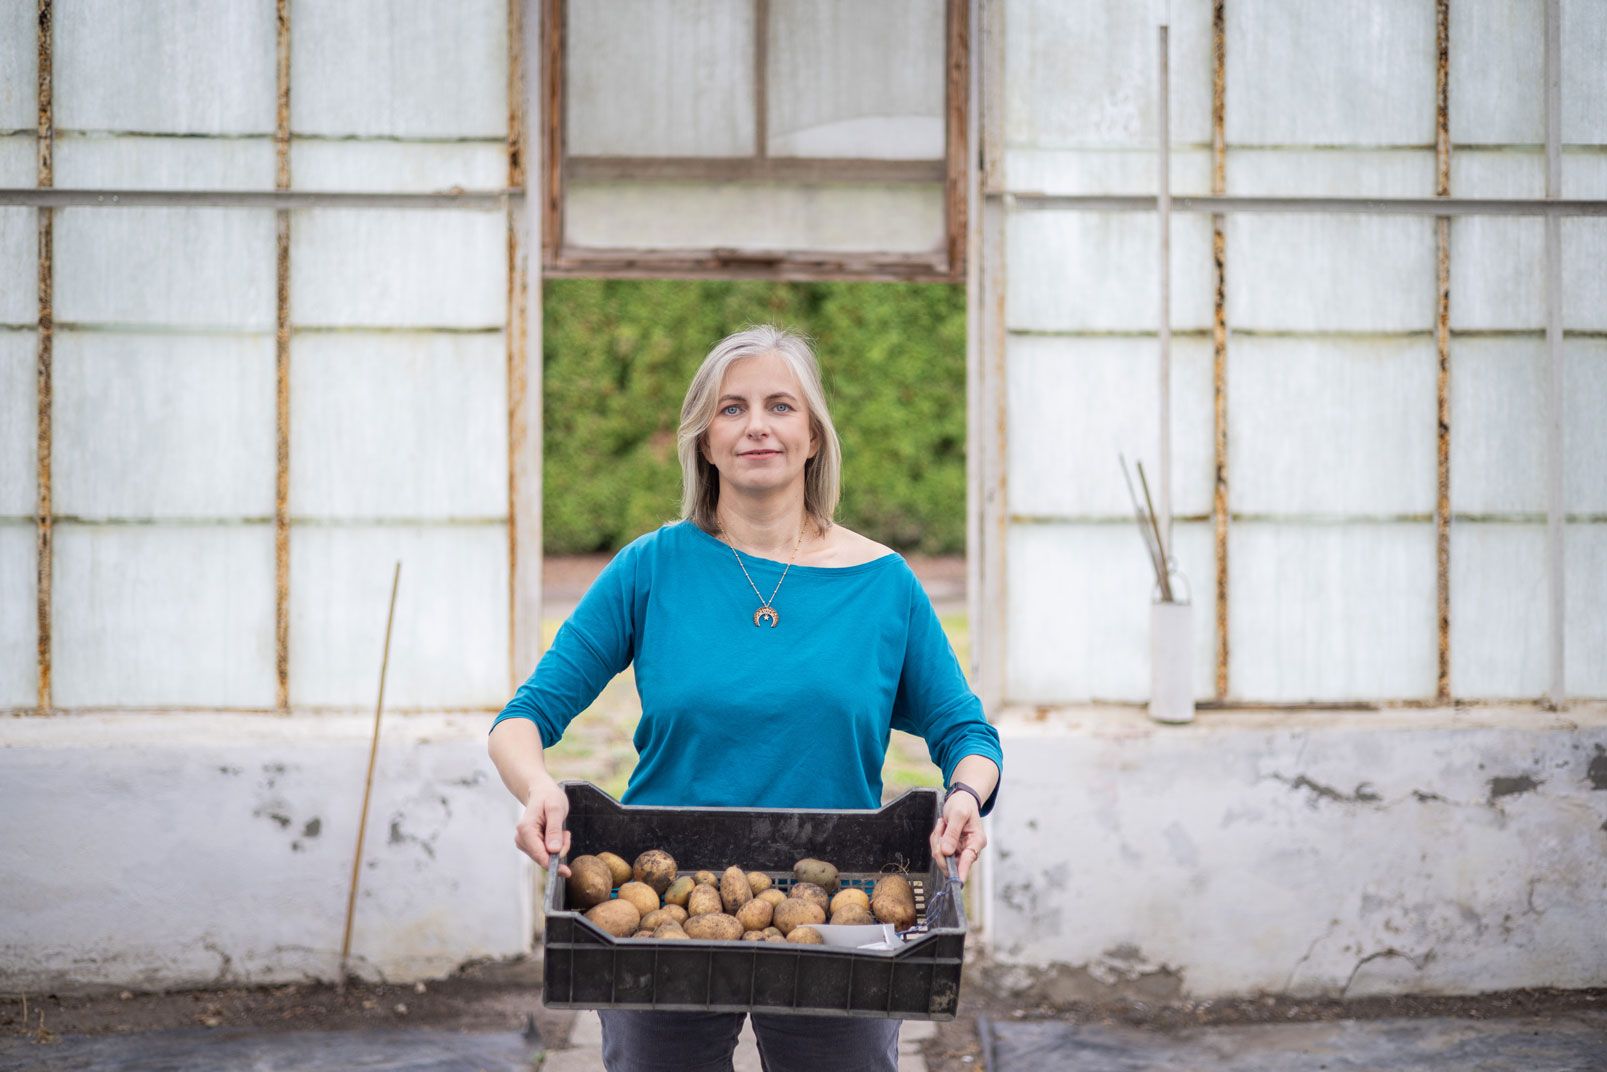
1435 217 1450 701
543 0 564 264
274 0 291 711
1211 0 1224 196
1211 0 1227 699
944 0 968 281
1435 0 1449 198
507 0 529 688
507 0 524 190
35 0 52 714
276 0 290 190
36 0 51 183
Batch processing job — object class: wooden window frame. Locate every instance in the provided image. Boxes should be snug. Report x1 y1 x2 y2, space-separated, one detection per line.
541 0 968 283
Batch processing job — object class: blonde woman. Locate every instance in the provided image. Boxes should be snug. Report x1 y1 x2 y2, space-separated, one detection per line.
488 325 1002 1072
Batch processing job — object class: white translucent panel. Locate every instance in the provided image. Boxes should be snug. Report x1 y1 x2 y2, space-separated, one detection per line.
1561 0 1607 144
1562 219 1607 331
1449 149 1545 199
1229 522 1437 703
290 208 507 328
1006 521 1217 703
1449 0 1543 145
1230 337 1436 517
52 333 276 520
1449 337 1547 516
1565 340 1607 515
1006 210 1214 332
566 181 945 254
1450 523 1548 698
291 0 507 139
0 331 34 517
0 207 37 325
53 208 275 329
0 0 35 131
52 524 277 707
54 1 275 135
291 140 508 194
1449 217 1545 330
53 135 275 191
291 333 508 521
567 0 754 157
768 0 943 160
0 522 35 707
1004 0 1213 149
1226 214 1436 333
1006 335 1213 519
289 525 508 708
1565 523 1607 697
1004 148 1213 197
1225 149 1434 197
1226 0 1435 146
0 134 33 186
1562 152 1607 199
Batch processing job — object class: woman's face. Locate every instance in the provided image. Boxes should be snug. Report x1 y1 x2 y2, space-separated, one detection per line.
702 351 818 501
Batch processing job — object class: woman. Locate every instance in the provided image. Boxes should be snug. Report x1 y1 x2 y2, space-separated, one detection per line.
487 325 1002 1072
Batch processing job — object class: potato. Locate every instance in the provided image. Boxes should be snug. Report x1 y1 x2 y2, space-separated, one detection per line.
757 889 786 907
830 903 875 926
596 851 633 888
830 888 870 916
763 926 782 938
633 849 678 895
787 926 824 944
772 898 826 936
720 866 753 913
687 884 724 918
694 870 718 886
653 922 689 940
742 930 766 941
735 898 773 932
683 913 744 941
617 881 660 917
871 874 917 929
746 872 773 896
663 876 696 908
764 933 787 943
641 907 686 930
793 858 840 893
632 929 653 938
566 855 613 910
584 899 641 938
790 882 830 914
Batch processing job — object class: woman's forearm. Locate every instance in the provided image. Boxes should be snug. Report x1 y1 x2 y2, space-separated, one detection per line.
951 754 1000 802
487 717 559 805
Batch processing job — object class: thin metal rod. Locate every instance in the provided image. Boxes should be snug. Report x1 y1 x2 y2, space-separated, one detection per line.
1543 0 1565 708
1010 193 1607 216
1157 22 1172 552
339 560 402 985
0 187 511 209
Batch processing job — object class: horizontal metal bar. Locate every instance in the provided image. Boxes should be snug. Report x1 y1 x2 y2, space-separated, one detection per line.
1008 513 1607 526
568 155 945 184
549 245 954 283
1 515 510 526
0 187 515 210
1011 193 1607 216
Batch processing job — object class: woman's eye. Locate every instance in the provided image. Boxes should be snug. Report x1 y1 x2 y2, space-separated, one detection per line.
722 404 741 415
773 402 793 413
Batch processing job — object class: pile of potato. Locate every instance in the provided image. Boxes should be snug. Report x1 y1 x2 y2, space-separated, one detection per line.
565 851 919 944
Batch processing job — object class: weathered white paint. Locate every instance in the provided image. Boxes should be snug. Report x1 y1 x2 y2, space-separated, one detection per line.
1005 147 1213 197
0 1 34 132
1450 217 1547 330
0 207 37 324
53 134 277 192
1560 0 1607 144
0 331 34 516
0 522 35 707
1565 341 1607 513
1562 153 1607 199
1224 149 1436 198
0 134 33 187
1449 338 1548 516
1450 149 1547 199
1450 523 1549 698
987 705 1607 1000
0 713 529 992
1565 526 1607 697
290 140 509 195
1451 0 1544 145
1562 219 1607 329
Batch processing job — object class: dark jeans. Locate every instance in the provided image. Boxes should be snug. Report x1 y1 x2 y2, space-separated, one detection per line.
597 1009 901 1072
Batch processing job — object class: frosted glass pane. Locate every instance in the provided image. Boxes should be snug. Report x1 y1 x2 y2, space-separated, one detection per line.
0 207 37 325
768 0 943 159
55 1 275 134
1450 523 1547 699
1562 153 1607 200
1225 149 1434 198
290 208 507 328
1229 337 1436 516
291 140 507 194
0 134 32 187
0 332 34 517
0 2 36 132
1005 0 1213 148
1565 340 1607 515
1006 521 1216 703
52 524 277 708
1565 524 1607 697
566 182 944 255
1449 338 1547 516
289 525 508 708
53 135 274 191
1562 219 1607 331
1004 147 1213 197
1229 522 1437 702
1226 214 1435 333
567 0 754 157
292 0 507 139
1007 210 1214 332
1450 150 1545 199
0 522 34 707
1561 0 1607 144
1449 217 1546 331
52 333 276 520
1006 335 1213 519
291 333 508 520
1450 0 1544 145
1227 0 1435 146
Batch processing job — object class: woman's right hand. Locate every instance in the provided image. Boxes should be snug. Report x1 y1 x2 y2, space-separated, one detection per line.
515 778 572 876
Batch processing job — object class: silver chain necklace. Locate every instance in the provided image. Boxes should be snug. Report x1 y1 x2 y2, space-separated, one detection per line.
719 524 804 628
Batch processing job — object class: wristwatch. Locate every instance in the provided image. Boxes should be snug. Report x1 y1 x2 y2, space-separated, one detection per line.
943 780 983 811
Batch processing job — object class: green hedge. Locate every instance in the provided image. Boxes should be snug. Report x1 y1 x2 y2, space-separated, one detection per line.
542 279 967 555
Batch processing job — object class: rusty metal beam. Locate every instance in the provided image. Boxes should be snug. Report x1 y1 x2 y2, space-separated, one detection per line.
565 156 944 184
0 188 511 209
542 0 563 265
545 247 950 283
1434 0 1451 703
965 0 984 687
511 0 544 686
1011 193 1607 216
274 0 291 713
1211 0 1227 700
944 0 969 282
34 0 52 716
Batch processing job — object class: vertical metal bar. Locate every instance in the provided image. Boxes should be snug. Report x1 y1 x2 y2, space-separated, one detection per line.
35 0 53 715
512 0 546 683
1157 21 1172 550
1542 0 1565 708
1211 0 1228 698
1434 0 1451 702
508 0 524 688
274 0 292 712
542 0 563 263
944 0 969 280
754 0 769 160
964 0 983 687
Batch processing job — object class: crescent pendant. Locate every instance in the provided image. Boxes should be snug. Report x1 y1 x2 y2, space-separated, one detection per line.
753 606 779 628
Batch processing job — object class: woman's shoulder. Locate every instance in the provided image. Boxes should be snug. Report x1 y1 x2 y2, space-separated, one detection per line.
801 523 901 569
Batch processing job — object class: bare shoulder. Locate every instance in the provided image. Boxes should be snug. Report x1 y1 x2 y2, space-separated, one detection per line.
804 523 898 568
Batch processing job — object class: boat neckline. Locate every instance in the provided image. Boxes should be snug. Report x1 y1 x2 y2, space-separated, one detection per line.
681 520 902 575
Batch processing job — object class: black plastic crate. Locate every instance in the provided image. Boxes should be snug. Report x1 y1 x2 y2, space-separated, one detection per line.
542 781 967 1020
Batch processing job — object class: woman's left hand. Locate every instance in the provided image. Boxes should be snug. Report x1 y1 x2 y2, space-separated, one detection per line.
930 791 987 883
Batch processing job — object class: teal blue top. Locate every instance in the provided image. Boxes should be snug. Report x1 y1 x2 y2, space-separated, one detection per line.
491 520 1002 814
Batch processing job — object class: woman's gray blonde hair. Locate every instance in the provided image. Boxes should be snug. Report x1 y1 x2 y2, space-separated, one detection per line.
678 325 842 536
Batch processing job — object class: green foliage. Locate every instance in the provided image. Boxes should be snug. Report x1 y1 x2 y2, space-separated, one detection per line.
542 279 967 554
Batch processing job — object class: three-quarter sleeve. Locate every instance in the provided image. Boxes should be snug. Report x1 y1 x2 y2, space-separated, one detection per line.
488 535 646 748
889 574 1004 815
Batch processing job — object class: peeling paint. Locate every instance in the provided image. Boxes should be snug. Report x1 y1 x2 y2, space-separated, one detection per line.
1587 746 1607 790
1488 774 1541 801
